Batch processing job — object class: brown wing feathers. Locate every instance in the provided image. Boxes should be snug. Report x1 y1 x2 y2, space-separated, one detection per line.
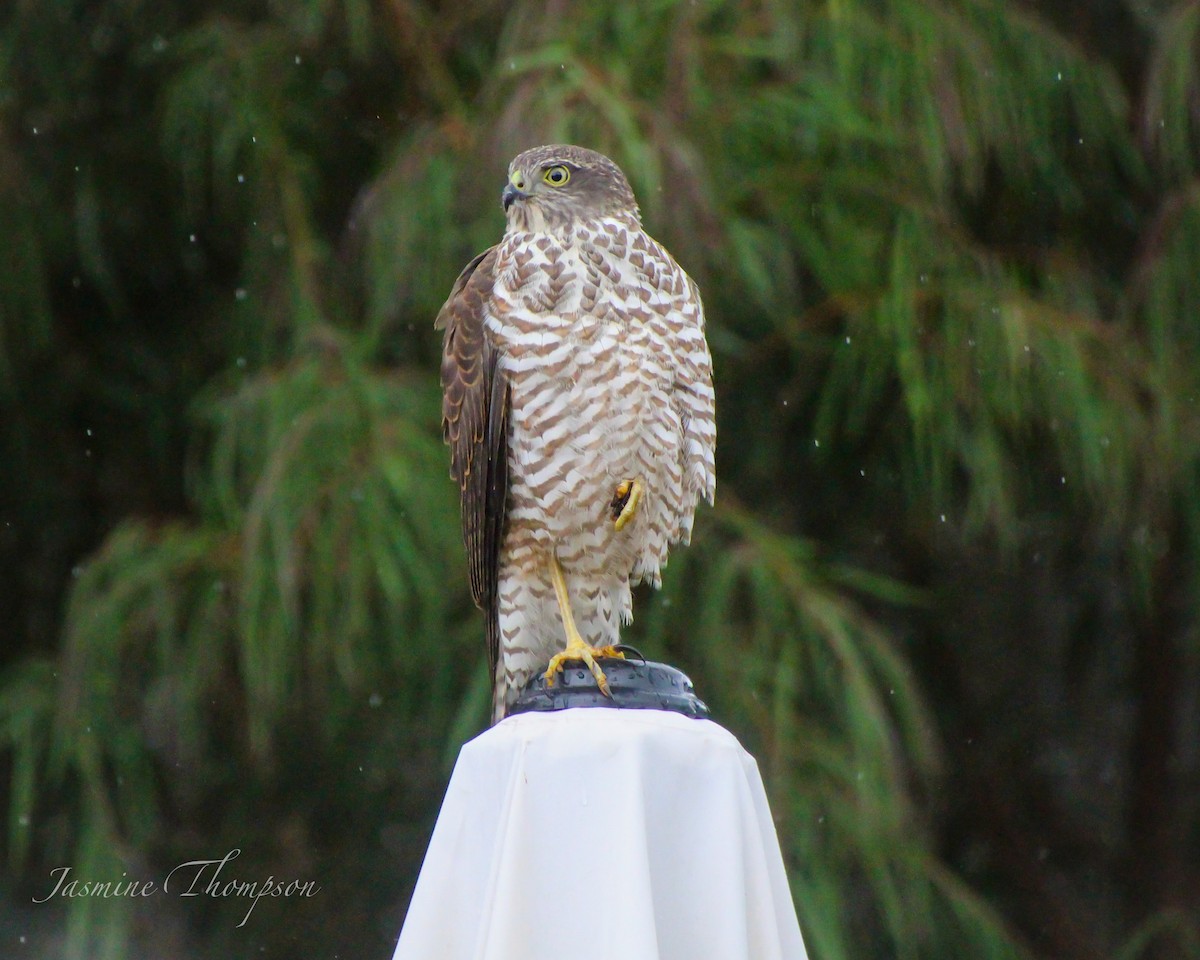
436 247 508 676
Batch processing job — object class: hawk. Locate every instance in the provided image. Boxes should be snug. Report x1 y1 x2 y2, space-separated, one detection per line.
437 144 716 723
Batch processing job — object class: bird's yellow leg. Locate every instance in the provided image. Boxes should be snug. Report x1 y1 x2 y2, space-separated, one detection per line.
543 553 624 695
611 478 644 532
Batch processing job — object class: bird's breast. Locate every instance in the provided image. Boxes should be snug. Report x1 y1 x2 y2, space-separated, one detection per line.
486 235 679 551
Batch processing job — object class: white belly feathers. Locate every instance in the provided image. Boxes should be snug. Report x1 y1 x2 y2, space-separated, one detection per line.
486 220 687 588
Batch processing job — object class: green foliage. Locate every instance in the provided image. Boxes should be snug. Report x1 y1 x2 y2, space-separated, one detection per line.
2 0 1199 958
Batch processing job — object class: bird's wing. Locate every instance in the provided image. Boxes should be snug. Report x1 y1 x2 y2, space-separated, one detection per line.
676 274 717 508
436 246 509 677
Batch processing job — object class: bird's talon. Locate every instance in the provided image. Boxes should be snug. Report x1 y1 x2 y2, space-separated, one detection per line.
543 641 614 696
593 645 626 661
611 479 644 531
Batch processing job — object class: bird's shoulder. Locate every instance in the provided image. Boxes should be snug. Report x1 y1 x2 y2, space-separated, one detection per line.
435 246 499 332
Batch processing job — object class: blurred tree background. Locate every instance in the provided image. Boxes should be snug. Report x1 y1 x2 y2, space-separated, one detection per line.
1 0 1198 957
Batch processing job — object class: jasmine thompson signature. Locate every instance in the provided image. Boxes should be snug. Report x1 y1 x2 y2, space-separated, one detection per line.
32 848 320 927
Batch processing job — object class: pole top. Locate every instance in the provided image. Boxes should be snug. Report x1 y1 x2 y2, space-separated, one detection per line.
509 649 710 719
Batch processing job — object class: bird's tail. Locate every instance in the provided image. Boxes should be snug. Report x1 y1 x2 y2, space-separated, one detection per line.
488 604 508 725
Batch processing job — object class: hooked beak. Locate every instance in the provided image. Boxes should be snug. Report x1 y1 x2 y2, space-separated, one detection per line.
501 181 526 212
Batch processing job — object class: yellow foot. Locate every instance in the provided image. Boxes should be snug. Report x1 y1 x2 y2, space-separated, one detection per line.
544 551 627 696
611 478 644 531
544 642 626 695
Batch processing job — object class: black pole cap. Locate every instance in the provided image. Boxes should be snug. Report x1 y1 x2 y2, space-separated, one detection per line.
509 650 710 719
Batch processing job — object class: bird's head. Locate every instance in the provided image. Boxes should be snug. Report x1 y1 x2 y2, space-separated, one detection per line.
501 144 640 233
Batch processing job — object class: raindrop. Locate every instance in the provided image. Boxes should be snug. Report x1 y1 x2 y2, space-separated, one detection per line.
32 126 39 135
781 399 788 407
844 336 851 344
18 814 29 827
236 356 247 368
859 469 866 477
71 276 81 288
189 233 196 243
1060 475 1066 484
152 35 168 53
294 55 301 65
368 692 382 708
918 273 929 284
1055 71 1062 81
85 428 93 437
813 439 820 447
235 288 247 301
237 174 245 183
939 514 946 522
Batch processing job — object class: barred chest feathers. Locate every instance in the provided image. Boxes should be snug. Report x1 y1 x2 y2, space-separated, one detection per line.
484 216 692 586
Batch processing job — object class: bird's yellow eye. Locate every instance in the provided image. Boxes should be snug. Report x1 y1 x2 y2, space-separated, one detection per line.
543 165 570 186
